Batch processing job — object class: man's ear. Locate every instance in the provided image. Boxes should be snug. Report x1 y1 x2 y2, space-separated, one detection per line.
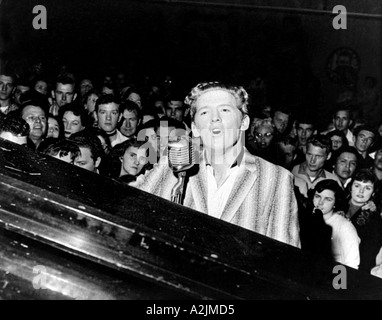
326 151 332 161
73 93 77 101
191 122 200 138
240 115 250 131
118 113 123 123
95 157 101 169
51 90 55 99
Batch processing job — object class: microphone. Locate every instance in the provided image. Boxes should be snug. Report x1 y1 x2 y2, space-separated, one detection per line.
168 136 195 204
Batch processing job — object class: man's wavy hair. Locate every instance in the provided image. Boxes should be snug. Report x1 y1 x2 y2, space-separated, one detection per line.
184 81 249 120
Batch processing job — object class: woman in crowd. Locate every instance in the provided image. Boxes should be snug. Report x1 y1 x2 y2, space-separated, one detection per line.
300 179 360 269
345 169 382 273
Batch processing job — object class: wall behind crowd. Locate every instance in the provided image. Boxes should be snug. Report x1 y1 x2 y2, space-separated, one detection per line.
0 0 381 129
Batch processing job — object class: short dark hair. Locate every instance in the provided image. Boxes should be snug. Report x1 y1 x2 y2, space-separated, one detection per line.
351 168 377 186
326 129 349 146
43 139 81 163
334 145 360 164
307 134 332 154
58 102 91 128
332 102 353 119
353 124 377 138
0 114 30 137
95 94 120 113
119 100 142 121
295 113 316 129
69 134 103 161
19 90 50 113
309 179 345 210
55 73 76 87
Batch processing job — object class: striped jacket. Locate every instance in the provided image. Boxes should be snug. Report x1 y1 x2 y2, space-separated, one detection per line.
133 148 301 248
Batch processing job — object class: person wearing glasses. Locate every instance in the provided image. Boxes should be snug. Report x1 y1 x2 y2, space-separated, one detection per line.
246 117 278 164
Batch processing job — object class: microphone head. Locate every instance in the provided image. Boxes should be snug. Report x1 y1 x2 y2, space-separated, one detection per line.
313 208 323 216
168 136 195 173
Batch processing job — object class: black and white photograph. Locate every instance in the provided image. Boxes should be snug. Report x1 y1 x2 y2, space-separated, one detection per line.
1 0 382 304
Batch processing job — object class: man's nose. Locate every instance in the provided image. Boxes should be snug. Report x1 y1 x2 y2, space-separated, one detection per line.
359 187 365 194
106 112 111 120
1 84 6 92
211 110 221 122
310 155 316 164
62 94 67 101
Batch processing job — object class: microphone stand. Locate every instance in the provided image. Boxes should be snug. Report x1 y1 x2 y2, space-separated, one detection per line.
171 171 187 204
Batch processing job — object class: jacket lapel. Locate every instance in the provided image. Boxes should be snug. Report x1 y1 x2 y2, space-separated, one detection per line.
220 150 258 222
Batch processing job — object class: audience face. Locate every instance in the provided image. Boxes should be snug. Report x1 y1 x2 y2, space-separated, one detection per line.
54 82 76 107
351 179 374 206
14 85 30 105
120 146 147 176
0 75 15 102
166 100 185 122
373 149 382 171
334 110 351 132
34 80 48 96
192 89 249 153
97 102 121 134
296 123 314 147
79 79 93 97
0 132 27 145
63 111 85 138
313 189 335 215
335 152 357 181
330 134 344 151
254 125 274 149
354 130 374 154
278 141 296 168
305 143 328 172
127 92 142 109
47 117 60 139
120 109 139 138
273 111 289 134
154 100 165 117
74 147 99 172
84 93 99 113
21 105 47 141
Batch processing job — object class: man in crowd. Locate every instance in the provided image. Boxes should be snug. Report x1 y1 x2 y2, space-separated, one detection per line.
353 124 376 169
292 134 341 197
70 134 103 173
50 74 77 116
118 100 142 139
95 94 128 147
0 72 18 115
332 146 359 189
18 91 49 150
322 105 355 146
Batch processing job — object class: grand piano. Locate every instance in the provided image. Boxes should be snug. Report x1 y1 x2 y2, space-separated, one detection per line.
0 138 381 300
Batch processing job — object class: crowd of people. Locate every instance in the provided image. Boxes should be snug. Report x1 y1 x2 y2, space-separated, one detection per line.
1 63 382 281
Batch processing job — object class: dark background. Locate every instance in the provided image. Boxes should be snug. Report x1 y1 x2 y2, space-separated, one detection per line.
0 0 381 129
